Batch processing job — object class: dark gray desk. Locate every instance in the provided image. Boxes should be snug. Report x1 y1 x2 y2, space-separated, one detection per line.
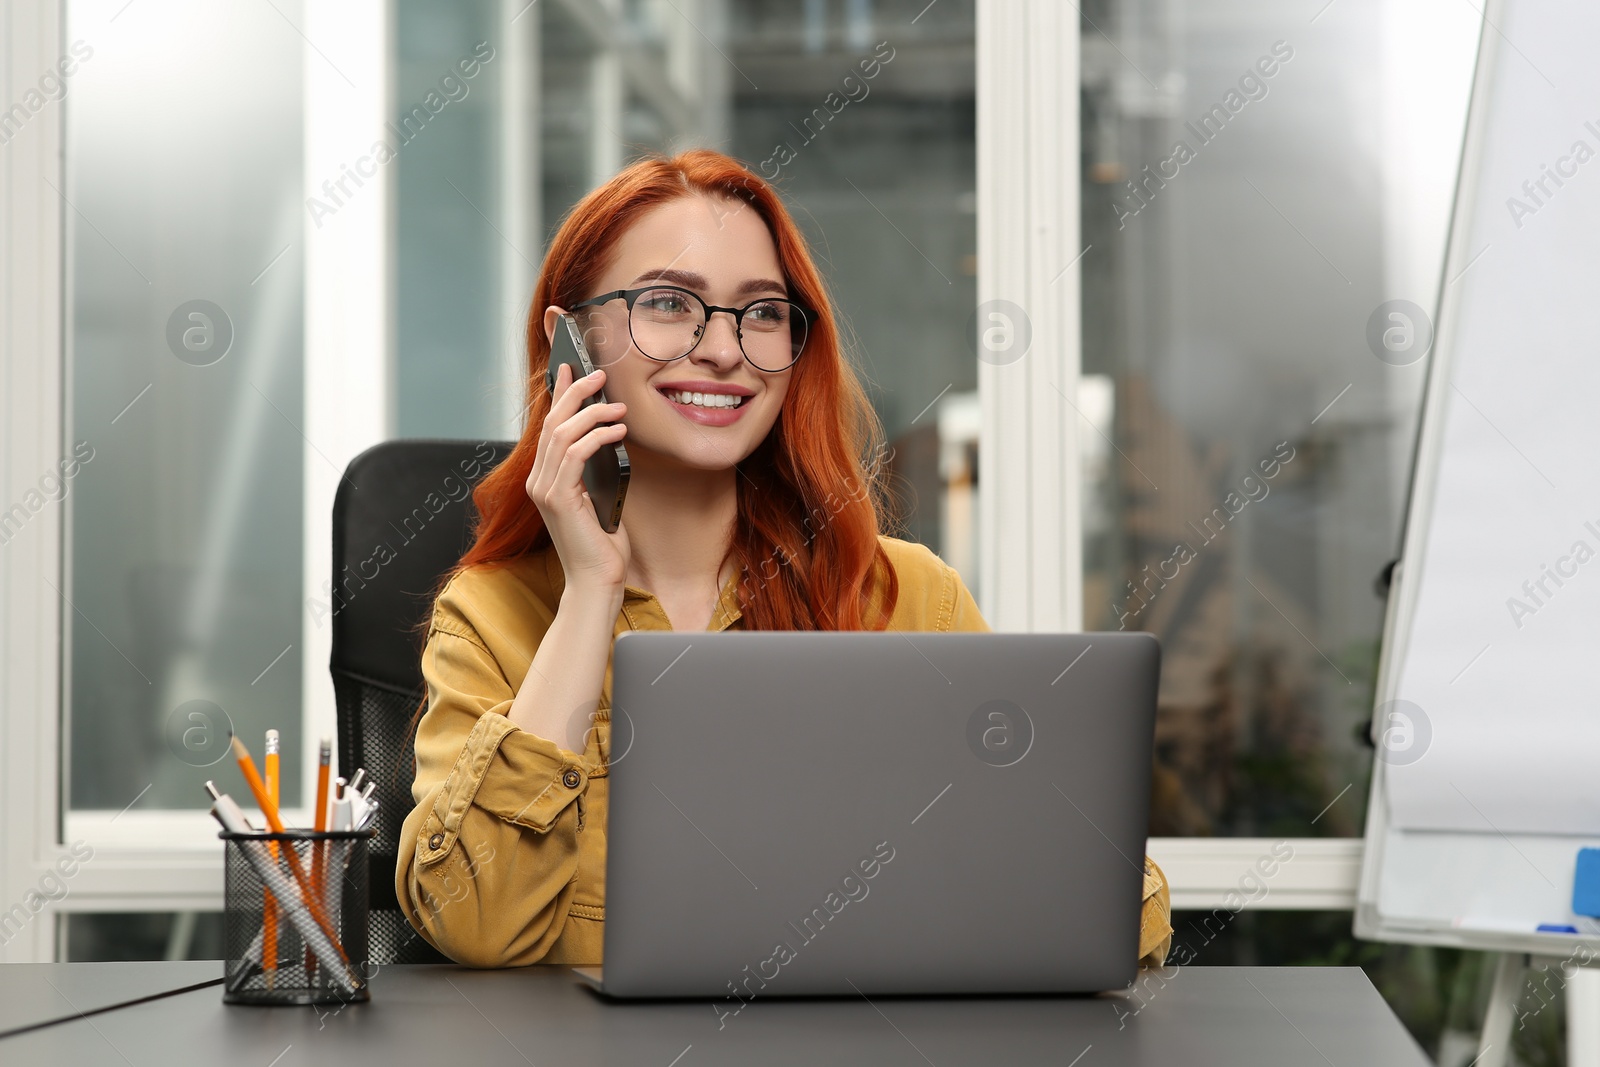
0 963 1430 1065
0 960 221 1039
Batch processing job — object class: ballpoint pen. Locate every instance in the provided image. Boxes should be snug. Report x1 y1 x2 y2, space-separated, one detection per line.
346 778 377 834
327 787 379 937
331 777 353 832
354 796 380 833
325 775 363 941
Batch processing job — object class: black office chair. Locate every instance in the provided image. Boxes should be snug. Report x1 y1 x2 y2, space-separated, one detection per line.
329 438 515 965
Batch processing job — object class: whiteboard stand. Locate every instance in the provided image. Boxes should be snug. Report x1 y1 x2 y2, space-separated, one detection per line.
1474 953 1597 1067
1571 965 1600 1067
1476 952 1525 1067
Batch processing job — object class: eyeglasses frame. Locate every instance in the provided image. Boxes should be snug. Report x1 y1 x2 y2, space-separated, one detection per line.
570 284 817 372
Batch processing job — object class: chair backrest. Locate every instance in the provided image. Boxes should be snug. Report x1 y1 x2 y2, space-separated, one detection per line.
329 438 514 965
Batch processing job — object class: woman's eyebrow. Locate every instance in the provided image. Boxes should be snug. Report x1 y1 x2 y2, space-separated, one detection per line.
735 278 790 297
629 267 788 297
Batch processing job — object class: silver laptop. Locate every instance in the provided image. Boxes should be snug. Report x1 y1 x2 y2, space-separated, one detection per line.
574 630 1159 999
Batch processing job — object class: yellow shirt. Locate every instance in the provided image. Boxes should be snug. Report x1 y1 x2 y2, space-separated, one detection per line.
397 534 1173 969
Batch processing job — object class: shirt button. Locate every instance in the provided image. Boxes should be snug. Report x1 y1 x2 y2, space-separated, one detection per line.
428 833 444 850
562 769 582 789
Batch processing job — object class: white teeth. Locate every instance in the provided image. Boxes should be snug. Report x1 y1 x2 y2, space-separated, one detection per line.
665 389 742 409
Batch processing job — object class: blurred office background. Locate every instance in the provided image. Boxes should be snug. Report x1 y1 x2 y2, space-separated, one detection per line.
43 0 1548 1061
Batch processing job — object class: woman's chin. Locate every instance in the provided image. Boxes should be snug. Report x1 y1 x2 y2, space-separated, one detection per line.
626 436 747 475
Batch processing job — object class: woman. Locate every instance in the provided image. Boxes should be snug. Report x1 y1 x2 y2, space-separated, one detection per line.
396 149 1172 969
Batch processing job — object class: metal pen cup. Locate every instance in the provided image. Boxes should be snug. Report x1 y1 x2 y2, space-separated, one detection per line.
220 828 374 1006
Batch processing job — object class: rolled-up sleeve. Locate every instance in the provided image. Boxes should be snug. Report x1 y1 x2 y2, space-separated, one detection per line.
396 609 591 968
1138 857 1174 967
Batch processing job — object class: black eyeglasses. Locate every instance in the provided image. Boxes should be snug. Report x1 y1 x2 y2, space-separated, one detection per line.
572 284 816 373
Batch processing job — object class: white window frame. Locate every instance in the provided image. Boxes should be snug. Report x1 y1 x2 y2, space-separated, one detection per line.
2 0 74 964
1 0 1358 965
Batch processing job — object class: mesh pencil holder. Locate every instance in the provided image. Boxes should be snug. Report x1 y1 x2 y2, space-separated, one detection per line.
221 828 375 1006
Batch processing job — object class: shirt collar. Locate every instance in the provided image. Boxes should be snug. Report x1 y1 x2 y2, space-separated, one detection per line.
619 567 743 630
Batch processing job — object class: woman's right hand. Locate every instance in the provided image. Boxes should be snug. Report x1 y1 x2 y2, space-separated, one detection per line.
526 362 631 595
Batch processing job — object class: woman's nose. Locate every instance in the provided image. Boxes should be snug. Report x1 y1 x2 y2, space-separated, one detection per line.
693 310 745 365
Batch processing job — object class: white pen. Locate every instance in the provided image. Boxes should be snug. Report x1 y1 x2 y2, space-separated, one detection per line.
331 777 354 832
347 782 380 831
353 797 380 833
205 782 256 835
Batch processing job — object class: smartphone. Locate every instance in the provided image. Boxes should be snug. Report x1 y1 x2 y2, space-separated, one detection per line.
546 313 629 533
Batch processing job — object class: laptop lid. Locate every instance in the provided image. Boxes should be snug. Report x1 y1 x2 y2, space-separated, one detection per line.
599 631 1159 999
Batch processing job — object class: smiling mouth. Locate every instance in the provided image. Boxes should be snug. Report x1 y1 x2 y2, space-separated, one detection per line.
657 388 751 410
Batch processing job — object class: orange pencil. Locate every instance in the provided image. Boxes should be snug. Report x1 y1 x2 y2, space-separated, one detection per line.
230 736 350 965
307 737 332 977
263 730 280 987
313 737 332 832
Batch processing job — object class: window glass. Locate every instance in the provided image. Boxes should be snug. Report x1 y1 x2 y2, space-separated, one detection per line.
393 0 507 440
539 2 598 248
727 1 978 563
391 0 979 579
65 0 306 811
61 912 224 962
1079 0 1476 837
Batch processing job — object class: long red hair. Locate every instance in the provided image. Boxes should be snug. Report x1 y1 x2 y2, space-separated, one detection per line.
448 150 900 631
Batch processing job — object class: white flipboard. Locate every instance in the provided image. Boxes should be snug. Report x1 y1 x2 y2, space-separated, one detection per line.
1357 0 1600 1062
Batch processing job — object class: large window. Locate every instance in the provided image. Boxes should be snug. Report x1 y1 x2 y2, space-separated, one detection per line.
41 0 977 956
